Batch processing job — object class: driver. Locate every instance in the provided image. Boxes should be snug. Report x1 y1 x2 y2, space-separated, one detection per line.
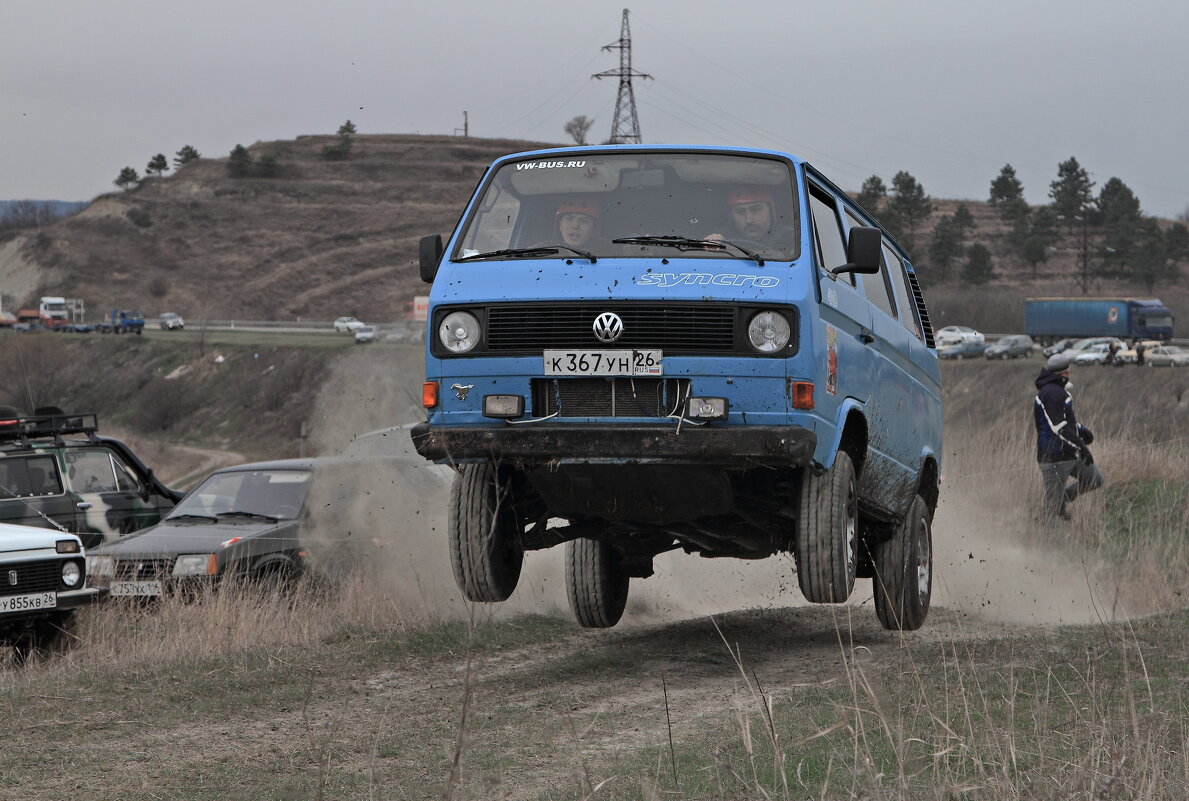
555 198 601 249
706 186 796 253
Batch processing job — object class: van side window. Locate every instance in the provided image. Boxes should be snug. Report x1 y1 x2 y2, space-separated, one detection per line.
883 242 923 341
844 209 896 318
0 456 63 497
807 185 853 286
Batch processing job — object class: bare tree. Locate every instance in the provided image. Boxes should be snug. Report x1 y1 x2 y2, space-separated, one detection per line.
564 115 595 146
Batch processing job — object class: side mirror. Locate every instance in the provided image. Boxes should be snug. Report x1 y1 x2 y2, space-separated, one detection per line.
831 226 883 276
419 235 444 284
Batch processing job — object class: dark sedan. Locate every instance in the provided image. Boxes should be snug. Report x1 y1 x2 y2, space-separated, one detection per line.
89 459 316 596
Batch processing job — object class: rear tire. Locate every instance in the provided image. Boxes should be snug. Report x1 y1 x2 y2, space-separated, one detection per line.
872 495 932 631
795 451 858 603
565 538 629 628
448 463 523 602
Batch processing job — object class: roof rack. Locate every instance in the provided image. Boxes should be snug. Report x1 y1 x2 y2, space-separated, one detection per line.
0 411 100 445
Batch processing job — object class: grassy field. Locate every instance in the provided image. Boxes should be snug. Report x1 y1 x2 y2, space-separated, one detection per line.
1 341 1186 800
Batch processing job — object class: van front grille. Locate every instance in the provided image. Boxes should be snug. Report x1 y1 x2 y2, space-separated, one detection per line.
487 305 737 353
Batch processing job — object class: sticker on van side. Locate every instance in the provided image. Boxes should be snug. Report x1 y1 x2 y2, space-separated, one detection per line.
515 160 587 170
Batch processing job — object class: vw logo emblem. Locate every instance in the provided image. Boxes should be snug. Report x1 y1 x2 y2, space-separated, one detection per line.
593 312 624 344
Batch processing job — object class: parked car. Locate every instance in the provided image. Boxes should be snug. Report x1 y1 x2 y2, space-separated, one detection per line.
1145 345 1189 367
984 334 1034 359
159 312 185 330
1117 340 1163 364
333 316 365 334
0 523 105 661
0 408 182 548
936 326 985 347
1072 342 1116 365
89 457 450 597
1059 337 1125 362
353 325 377 344
1042 338 1078 358
938 341 989 359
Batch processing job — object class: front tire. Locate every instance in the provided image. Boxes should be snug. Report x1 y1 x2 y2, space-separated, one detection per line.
795 451 858 603
565 538 629 628
872 495 932 631
449 464 523 602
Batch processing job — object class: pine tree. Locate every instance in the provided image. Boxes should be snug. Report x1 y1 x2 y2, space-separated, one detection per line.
1049 156 1095 223
1021 207 1058 280
337 120 357 136
883 171 932 255
926 215 964 284
114 166 140 191
988 164 1029 223
855 175 886 213
961 243 995 285
173 145 200 169
227 144 254 177
1096 177 1143 278
146 153 169 178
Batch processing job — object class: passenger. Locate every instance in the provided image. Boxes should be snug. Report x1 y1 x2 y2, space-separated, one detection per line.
554 199 601 249
706 186 797 251
1033 354 1103 520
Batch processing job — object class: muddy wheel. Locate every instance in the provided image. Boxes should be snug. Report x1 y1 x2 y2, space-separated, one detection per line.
795 451 858 603
565 538 629 628
449 463 523 602
872 495 932 631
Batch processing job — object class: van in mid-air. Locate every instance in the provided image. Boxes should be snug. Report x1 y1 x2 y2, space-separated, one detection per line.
412 145 942 630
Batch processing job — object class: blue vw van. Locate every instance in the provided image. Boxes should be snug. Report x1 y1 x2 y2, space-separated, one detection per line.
411 145 942 630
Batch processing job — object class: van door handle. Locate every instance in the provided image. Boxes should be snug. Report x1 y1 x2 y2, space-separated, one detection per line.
858 330 876 344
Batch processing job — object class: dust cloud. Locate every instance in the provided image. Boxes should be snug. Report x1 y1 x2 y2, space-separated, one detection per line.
303 345 1125 631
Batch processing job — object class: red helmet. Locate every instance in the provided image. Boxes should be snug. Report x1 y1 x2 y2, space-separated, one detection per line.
727 186 774 207
556 198 601 218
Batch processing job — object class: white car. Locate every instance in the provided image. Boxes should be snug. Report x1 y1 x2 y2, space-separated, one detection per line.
333 316 365 334
1059 337 1125 362
935 325 984 347
353 325 377 344
0 523 105 660
1072 342 1113 365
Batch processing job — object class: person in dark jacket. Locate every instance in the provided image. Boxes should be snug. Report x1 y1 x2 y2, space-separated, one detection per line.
1034 353 1104 519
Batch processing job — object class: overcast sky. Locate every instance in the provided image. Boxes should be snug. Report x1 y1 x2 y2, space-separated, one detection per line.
4 0 1188 218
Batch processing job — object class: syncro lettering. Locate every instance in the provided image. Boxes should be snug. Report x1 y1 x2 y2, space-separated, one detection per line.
634 273 781 288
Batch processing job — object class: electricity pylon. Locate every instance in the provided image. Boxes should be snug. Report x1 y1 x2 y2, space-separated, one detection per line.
592 8 651 144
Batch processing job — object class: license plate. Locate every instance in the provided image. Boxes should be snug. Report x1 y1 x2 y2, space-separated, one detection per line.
543 349 663 376
110 580 162 597
0 592 57 613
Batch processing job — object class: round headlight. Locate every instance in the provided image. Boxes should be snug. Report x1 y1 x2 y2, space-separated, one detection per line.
61 560 82 587
746 311 791 353
439 311 482 354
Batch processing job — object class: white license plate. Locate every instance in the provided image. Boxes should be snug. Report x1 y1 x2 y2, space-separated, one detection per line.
0 591 57 613
543 349 663 376
110 580 162 597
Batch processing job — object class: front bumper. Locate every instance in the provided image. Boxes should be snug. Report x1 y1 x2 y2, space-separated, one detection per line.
410 422 816 468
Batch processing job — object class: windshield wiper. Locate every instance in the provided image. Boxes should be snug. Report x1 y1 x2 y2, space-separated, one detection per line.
165 513 219 524
216 511 279 523
457 246 596 263
612 235 764 265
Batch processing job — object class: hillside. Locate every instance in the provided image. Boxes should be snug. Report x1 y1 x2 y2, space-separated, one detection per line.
0 133 1180 327
0 134 551 322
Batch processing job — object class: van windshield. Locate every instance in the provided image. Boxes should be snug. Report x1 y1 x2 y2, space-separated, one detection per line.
454 152 799 262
